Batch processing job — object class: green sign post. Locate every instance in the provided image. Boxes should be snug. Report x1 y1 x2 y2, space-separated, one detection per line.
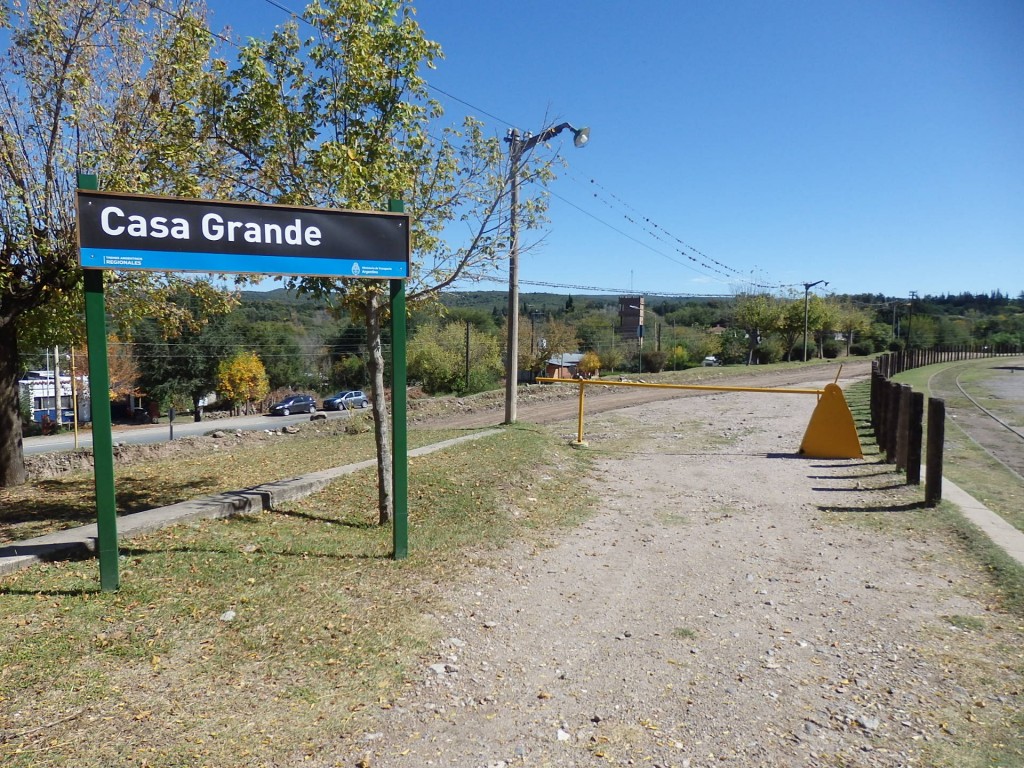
79 174 120 590
388 199 408 559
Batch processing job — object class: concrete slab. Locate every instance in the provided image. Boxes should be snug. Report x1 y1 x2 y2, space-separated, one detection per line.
0 430 500 578
942 477 1024 567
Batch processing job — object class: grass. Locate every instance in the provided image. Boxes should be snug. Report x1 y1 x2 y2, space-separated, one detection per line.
892 359 1024 533
945 614 986 632
0 424 594 767
0 422 464 543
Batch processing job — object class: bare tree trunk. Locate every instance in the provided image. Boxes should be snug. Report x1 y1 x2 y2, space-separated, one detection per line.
365 292 394 525
0 322 28 487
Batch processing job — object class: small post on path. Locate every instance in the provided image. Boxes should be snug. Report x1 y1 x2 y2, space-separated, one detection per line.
925 398 945 506
906 392 923 485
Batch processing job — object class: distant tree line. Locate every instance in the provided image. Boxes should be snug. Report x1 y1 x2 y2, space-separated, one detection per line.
25 289 1018 414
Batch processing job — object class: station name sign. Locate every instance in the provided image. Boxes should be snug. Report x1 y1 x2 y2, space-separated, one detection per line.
77 191 409 279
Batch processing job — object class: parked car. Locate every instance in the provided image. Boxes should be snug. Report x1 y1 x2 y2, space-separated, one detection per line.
268 394 317 416
323 390 369 410
702 356 721 367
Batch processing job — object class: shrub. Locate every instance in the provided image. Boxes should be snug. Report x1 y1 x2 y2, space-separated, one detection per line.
641 350 668 373
850 340 875 356
755 337 785 364
822 339 841 359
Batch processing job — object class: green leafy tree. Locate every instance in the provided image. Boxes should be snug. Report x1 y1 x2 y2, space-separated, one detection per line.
227 317 307 390
0 0 233 485
134 312 236 422
576 312 616 354
732 293 782 364
205 1 566 523
811 297 839 359
779 300 809 361
217 351 270 414
835 301 872 355
409 321 501 394
600 343 624 374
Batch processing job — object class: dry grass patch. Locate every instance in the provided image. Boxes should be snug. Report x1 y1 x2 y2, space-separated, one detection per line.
0 424 463 543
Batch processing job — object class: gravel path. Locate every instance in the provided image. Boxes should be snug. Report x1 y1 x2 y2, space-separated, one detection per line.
324 371 1021 768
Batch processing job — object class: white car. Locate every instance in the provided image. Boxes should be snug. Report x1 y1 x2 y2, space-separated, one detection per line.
702 356 721 367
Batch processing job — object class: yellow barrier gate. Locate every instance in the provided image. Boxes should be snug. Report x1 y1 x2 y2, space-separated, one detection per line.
535 372 862 460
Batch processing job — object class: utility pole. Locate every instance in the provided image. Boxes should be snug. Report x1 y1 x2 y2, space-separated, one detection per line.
908 291 917 349
503 122 589 424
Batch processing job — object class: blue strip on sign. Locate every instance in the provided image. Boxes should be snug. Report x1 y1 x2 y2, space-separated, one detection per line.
80 248 409 279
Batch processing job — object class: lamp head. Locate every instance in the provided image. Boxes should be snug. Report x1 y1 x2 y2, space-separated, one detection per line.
572 126 590 148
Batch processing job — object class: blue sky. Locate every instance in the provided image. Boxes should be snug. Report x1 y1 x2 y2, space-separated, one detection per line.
209 0 1023 300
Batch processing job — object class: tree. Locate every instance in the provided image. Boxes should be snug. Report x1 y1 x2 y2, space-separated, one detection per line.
217 352 270 414
408 321 501 394
779 300 808 361
0 0 232 485
105 337 141 401
134 310 236 421
205 1 565 523
834 301 872 355
577 350 601 377
810 297 839 359
732 293 782 364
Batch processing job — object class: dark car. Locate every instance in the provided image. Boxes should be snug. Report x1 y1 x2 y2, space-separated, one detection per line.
323 390 369 410
268 394 317 416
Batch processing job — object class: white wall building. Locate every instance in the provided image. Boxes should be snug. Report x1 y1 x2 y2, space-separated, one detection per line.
17 370 91 424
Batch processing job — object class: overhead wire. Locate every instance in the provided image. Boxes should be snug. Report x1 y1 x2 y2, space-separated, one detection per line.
143 0 776 297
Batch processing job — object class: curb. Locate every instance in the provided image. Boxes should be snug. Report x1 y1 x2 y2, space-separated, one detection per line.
942 477 1024 567
0 430 501 578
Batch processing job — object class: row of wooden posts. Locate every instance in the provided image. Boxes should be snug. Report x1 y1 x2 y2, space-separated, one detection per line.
869 363 944 506
875 343 1022 379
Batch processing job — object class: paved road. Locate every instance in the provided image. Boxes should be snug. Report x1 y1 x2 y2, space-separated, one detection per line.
23 408 356 455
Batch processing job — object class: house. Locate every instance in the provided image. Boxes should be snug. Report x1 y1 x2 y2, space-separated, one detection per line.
18 370 91 424
544 352 591 380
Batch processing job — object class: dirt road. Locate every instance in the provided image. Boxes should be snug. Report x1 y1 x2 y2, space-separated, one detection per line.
326 364 1022 768
412 360 873 433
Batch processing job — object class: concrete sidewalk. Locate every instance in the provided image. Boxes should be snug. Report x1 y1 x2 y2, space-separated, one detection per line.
0 430 500 578
942 476 1024 566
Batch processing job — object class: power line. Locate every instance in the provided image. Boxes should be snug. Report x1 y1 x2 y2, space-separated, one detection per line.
471 275 732 298
145 0 779 296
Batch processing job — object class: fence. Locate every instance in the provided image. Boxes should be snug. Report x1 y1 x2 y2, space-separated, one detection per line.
875 343 1022 378
869 344 1020 506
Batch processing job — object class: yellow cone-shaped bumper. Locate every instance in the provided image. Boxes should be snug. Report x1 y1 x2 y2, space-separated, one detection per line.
799 382 863 459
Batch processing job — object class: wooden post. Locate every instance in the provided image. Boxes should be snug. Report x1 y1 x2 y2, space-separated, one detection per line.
896 384 912 471
925 398 945 506
906 391 924 485
885 381 901 463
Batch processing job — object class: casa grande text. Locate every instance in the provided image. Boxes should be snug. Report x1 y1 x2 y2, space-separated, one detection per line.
98 205 324 247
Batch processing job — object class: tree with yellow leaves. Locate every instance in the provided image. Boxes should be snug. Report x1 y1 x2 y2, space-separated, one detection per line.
217 352 270 416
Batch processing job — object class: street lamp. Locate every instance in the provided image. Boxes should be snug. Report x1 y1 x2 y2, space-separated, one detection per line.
504 122 590 424
803 279 829 362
